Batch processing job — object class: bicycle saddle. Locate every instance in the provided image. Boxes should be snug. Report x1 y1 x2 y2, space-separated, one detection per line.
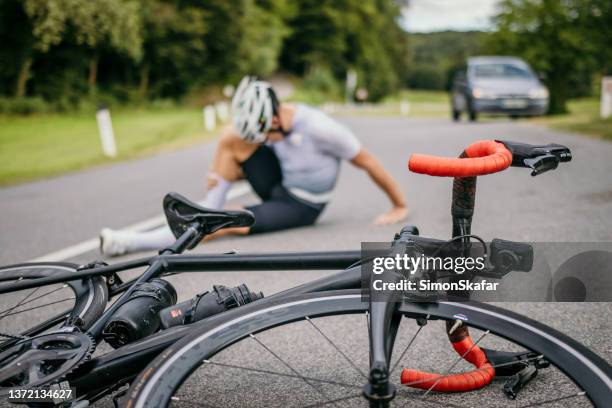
163 192 255 244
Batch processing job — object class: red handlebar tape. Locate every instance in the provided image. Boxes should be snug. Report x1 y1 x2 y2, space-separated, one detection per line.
408 140 512 177
400 336 494 392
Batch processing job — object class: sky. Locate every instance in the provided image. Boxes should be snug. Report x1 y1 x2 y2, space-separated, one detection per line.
401 0 502 33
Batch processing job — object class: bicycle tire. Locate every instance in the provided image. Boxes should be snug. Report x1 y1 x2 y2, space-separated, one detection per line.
124 290 611 407
0 262 108 342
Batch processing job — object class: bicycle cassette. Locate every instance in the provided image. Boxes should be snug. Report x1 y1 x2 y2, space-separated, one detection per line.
0 332 94 395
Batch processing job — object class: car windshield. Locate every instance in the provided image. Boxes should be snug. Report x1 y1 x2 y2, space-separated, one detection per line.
472 63 533 78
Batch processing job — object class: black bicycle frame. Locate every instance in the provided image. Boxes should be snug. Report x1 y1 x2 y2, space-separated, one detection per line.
65 229 403 407
66 264 369 402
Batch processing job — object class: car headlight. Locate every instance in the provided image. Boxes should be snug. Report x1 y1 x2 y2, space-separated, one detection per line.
529 87 549 99
472 88 497 99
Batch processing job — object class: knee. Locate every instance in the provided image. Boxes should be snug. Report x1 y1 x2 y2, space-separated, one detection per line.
218 126 240 150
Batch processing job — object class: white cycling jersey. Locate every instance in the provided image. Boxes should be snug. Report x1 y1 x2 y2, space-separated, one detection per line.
271 104 361 204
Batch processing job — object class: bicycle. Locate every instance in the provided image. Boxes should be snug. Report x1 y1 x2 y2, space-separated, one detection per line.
0 139 609 407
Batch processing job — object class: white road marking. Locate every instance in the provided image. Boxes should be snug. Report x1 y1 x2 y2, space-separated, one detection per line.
29 183 253 262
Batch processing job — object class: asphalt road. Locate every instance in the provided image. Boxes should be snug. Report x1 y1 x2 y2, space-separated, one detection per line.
1 116 611 407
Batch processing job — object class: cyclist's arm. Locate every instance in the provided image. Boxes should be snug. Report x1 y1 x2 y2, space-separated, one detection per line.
350 148 408 224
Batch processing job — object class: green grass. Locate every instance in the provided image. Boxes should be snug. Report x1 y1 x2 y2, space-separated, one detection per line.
323 90 450 117
0 107 215 186
385 90 449 117
529 98 612 141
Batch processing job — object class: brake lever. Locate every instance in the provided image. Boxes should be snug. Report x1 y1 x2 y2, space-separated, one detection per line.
524 154 559 176
497 140 572 176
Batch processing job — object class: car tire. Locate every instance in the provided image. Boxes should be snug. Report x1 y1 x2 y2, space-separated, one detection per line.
468 109 477 122
452 109 461 121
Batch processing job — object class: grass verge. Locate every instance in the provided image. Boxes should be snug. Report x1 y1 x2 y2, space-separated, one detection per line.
0 107 216 186
529 98 612 141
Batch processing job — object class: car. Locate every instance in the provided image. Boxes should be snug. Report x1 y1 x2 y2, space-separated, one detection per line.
450 56 549 121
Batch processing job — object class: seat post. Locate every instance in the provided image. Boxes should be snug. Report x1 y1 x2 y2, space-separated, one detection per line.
160 222 201 255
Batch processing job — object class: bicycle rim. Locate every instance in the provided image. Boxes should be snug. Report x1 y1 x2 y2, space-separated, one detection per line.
124 290 611 407
0 262 107 351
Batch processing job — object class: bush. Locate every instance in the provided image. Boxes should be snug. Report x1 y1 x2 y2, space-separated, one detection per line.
405 65 446 90
0 97 50 115
290 66 342 105
302 66 341 96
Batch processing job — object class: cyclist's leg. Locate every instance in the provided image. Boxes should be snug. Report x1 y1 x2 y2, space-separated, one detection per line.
100 132 254 256
247 190 324 234
100 226 176 256
204 187 325 241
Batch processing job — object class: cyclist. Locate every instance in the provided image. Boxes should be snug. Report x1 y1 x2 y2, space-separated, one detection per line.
100 77 408 256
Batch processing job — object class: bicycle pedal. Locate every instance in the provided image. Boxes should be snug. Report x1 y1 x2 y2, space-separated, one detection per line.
503 364 537 399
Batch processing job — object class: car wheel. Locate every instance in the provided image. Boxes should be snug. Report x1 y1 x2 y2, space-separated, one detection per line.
452 109 461 121
469 109 477 122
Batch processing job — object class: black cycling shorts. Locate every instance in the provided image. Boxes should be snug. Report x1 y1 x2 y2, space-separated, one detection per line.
241 145 325 234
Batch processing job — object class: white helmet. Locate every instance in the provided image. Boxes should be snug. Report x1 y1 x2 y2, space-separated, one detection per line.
231 76 278 143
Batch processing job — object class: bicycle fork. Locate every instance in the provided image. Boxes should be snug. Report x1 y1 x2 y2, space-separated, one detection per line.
364 299 400 407
364 226 416 407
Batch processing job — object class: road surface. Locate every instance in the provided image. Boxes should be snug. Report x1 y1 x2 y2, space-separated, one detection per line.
1 116 611 407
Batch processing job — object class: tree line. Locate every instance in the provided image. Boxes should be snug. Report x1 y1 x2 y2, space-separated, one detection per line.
0 0 609 115
0 0 409 112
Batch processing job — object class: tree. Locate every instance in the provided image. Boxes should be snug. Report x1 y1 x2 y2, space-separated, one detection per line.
65 0 142 92
280 0 409 101
238 0 293 78
487 0 606 114
5 0 142 98
137 0 207 98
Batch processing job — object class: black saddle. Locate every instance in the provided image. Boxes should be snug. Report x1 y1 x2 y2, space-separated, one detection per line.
163 192 255 248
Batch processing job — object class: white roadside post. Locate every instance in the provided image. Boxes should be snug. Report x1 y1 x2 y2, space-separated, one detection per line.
400 100 410 115
215 101 229 123
346 69 357 105
203 105 216 132
601 77 612 119
95 106 117 158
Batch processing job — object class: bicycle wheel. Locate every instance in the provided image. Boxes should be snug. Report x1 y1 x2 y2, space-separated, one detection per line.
0 262 108 350
124 290 611 407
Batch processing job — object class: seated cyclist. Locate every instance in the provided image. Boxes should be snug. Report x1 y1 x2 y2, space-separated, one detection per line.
100 77 408 256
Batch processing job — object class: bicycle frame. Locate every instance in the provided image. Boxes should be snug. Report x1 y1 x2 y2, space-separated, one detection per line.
67 256 373 403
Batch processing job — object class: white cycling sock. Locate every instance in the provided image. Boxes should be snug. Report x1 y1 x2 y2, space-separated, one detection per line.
123 226 176 253
202 175 231 209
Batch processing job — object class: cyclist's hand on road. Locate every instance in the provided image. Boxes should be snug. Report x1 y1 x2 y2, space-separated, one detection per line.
374 206 408 225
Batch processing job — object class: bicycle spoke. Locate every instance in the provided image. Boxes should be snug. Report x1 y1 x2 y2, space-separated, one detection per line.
389 314 429 375
301 393 362 408
249 333 335 405
421 330 490 397
305 316 367 379
0 284 39 321
201 360 361 389
0 284 68 316
1 297 75 317
518 390 587 407
365 311 371 364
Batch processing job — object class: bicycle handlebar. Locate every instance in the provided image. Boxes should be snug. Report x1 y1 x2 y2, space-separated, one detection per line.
408 139 572 178
409 140 512 177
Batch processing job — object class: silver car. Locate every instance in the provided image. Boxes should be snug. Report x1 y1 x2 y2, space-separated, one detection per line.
451 56 549 121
